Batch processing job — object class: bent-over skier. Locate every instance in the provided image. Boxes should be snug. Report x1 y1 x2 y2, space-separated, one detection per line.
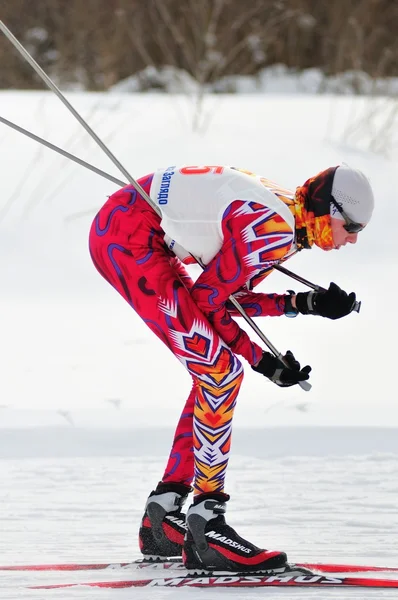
89 164 374 573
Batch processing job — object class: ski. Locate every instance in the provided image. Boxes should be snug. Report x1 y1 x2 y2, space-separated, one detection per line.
3 557 398 573
29 573 398 589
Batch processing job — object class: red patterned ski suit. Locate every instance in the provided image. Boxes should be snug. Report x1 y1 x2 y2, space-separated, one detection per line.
89 167 295 495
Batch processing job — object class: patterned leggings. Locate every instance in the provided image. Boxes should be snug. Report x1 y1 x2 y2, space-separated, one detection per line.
88 176 243 495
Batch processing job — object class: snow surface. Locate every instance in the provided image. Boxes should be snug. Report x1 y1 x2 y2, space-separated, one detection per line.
110 64 398 96
1 435 398 599
0 90 398 598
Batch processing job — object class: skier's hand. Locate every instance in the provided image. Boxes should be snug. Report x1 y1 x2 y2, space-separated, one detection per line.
252 350 311 388
296 282 356 320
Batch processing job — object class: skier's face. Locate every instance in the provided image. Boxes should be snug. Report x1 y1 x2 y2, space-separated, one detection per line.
331 217 360 249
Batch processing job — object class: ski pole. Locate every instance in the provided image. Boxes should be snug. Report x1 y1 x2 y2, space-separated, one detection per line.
0 116 126 188
0 113 362 316
1 102 362 322
2 110 358 319
0 19 311 391
0 20 137 188
274 264 361 313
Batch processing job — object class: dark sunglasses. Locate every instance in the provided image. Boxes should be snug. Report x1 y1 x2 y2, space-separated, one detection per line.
330 196 365 233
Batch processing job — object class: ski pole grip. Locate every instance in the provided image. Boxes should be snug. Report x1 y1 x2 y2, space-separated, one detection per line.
279 353 312 392
315 286 361 314
299 380 312 392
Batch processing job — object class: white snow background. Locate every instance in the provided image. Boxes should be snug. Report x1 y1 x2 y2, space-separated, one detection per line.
0 87 398 599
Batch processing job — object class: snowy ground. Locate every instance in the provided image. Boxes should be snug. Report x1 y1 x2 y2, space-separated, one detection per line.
1 428 398 599
0 89 397 597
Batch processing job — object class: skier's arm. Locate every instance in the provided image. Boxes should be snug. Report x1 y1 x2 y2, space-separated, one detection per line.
226 290 286 317
190 200 294 365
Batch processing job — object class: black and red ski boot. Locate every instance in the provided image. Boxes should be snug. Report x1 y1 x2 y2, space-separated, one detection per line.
139 481 191 558
183 492 287 573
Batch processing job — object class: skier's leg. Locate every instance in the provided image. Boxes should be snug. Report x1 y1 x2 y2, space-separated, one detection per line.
160 255 196 485
89 187 286 568
89 186 242 557
89 187 243 495
162 380 196 486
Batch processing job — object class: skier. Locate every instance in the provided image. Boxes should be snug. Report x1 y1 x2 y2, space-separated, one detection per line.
89 164 374 573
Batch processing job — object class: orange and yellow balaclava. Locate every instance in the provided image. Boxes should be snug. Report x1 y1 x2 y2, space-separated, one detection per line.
294 166 338 251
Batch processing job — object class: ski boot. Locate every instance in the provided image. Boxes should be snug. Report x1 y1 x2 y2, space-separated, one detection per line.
139 481 191 558
183 492 288 573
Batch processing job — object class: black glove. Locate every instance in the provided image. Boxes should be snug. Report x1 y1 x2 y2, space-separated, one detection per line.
252 350 311 388
296 282 356 320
